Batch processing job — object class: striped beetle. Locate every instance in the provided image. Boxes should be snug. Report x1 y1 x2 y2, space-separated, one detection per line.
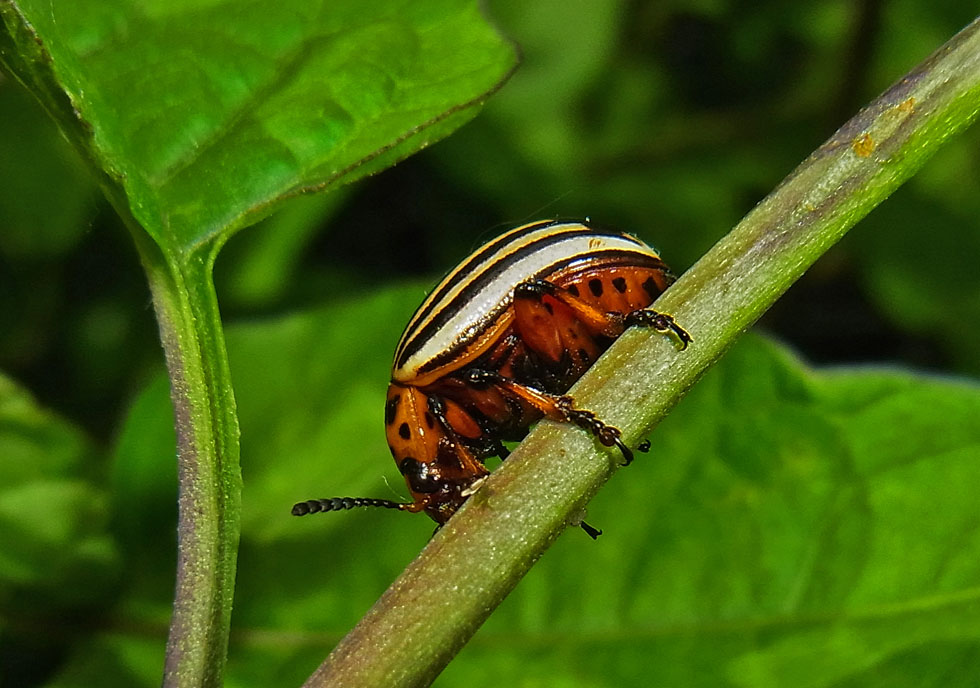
292 220 690 536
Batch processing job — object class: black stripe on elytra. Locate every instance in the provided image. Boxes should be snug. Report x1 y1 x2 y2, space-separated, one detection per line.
410 247 666 376
396 224 621 369
398 220 559 350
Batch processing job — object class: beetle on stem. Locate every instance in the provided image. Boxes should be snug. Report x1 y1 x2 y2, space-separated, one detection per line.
293 220 690 537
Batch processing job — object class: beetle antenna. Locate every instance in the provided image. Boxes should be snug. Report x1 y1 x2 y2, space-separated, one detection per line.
291 497 412 516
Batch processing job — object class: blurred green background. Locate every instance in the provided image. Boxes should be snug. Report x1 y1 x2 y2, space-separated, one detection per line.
2 1 980 686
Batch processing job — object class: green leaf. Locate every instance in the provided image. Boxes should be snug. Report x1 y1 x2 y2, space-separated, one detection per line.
214 189 349 310
42 636 167 688
0 0 517 253
110 374 177 563
228 290 414 543
0 80 96 260
49 287 424 687
0 371 118 612
111 286 421 547
67 292 980 687
2 2 516 683
439 336 980 687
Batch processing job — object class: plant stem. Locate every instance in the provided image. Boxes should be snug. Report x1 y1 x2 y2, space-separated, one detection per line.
303 15 980 688
136 232 242 688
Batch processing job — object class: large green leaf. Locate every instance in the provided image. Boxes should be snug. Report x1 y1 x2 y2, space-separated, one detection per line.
0 81 96 260
0 371 117 599
1 3 516 683
443 337 980 687
213 189 349 310
46 289 980 686
0 370 118 688
0 0 516 253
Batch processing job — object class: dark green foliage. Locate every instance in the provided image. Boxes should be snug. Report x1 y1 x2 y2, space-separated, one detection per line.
1 0 979 686
38 311 980 687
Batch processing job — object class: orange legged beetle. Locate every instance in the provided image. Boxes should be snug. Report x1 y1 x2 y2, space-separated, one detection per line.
292 220 690 537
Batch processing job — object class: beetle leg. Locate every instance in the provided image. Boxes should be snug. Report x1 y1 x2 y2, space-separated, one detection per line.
552 395 636 466
426 395 490 477
493 439 511 461
516 278 691 349
465 370 636 466
623 309 692 349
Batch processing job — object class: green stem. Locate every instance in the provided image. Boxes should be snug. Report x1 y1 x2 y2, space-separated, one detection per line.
303 16 980 688
3 2 244 678
136 231 242 688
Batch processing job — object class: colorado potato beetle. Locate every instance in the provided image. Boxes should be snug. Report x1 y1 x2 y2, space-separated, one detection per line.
292 219 690 535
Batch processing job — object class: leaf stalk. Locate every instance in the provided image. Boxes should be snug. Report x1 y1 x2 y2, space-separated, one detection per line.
137 233 242 688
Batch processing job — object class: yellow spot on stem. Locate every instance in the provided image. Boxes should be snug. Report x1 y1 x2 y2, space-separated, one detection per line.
852 133 875 158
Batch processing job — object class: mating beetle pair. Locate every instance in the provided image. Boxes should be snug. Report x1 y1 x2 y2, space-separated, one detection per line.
292 220 690 535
